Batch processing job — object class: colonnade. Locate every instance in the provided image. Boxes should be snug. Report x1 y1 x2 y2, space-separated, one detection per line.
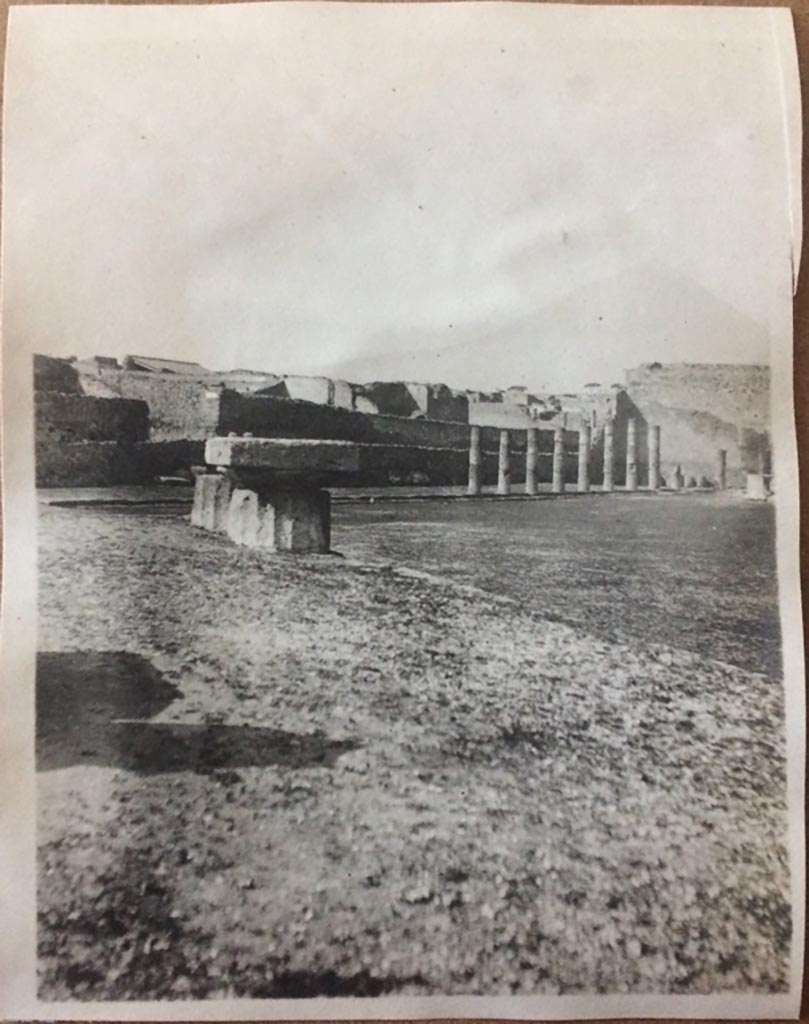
467 417 662 496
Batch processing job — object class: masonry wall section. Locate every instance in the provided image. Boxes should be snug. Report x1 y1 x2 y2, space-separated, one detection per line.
35 393 150 446
624 363 770 487
84 371 223 440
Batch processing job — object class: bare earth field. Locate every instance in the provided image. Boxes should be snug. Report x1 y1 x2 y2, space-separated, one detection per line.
36 493 790 1000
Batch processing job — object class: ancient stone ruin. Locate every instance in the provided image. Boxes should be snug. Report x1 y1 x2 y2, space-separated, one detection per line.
34 353 773 500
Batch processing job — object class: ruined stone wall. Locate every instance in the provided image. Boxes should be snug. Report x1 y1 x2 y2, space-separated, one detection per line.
281 375 333 406
219 391 501 451
426 384 469 422
625 363 770 425
33 360 202 487
36 441 204 488
35 393 149 446
350 381 422 418
332 379 353 410
34 354 82 394
351 380 469 421
84 371 223 441
218 391 474 448
36 442 145 488
34 385 154 487
623 363 770 487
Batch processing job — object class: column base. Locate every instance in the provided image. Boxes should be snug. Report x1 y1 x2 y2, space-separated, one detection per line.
745 473 769 501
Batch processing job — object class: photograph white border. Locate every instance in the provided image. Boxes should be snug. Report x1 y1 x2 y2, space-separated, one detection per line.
0 4 804 1019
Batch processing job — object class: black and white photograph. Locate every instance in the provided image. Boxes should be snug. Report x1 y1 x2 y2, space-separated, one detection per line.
0 2 805 1019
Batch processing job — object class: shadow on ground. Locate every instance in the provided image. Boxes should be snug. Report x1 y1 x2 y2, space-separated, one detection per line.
36 651 358 773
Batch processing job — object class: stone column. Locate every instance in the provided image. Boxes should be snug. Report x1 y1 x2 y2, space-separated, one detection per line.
602 418 614 492
552 426 565 494
497 430 511 495
648 425 661 490
577 424 591 493
525 428 538 495
626 418 638 491
468 426 482 496
718 449 727 490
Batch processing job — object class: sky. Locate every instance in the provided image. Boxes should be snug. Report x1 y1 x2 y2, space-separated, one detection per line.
3 2 798 392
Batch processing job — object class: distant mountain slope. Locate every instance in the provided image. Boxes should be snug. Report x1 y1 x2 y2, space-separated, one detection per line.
325 261 770 393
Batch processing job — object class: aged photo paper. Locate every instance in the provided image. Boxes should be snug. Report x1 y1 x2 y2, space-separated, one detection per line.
0 2 805 1019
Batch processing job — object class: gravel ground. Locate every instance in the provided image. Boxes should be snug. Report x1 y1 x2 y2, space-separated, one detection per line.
36 495 791 1000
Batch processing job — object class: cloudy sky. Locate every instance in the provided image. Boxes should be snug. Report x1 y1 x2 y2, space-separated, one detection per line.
3 2 798 391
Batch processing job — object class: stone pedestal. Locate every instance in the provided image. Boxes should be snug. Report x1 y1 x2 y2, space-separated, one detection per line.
197 438 361 554
191 473 233 532
227 486 331 552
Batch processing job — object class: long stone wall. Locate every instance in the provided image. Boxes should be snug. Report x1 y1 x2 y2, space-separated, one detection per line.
625 363 770 425
36 440 204 488
624 363 770 487
218 391 475 448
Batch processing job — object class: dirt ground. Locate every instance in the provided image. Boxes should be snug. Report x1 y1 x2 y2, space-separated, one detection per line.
35 493 791 1000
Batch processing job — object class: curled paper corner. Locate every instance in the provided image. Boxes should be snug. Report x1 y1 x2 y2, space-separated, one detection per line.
769 8 802 294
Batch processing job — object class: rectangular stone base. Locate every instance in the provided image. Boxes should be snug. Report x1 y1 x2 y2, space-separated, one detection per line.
191 474 233 532
227 487 331 553
745 472 769 501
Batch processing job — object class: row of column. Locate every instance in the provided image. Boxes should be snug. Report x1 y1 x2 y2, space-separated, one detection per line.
468 418 661 496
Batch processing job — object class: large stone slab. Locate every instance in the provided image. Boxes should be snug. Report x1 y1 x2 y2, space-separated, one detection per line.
205 437 360 483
